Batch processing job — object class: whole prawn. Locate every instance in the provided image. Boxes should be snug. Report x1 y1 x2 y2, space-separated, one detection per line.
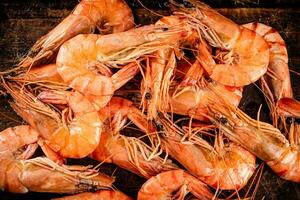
0 125 114 193
19 0 134 67
155 115 256 190
2 81 101 159
137 169 215 200
243 22 300 125
208 97 300 182
173 0 270 87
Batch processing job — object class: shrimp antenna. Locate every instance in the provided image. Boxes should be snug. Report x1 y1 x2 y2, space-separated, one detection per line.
136 0 166 18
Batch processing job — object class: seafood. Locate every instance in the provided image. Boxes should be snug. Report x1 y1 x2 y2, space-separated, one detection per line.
166 78 242 121
3 81 101 159
208 100 300 182
174 0 270 87
243 22 300 124
156 115 256 190
56 24 188 110
19 0 134 67
0 125 114 193
53 190 132 200
137 169 214 200
91 97 177 178
134 77 242 121
141 15 193 119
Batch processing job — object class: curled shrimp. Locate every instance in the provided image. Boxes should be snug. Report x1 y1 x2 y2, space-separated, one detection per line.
208 98 300 182
137 169 214 200
0 125 114 193
53 190 132 200
56 24 187 110
90 97 177 178
19 0 134 67
3 81 101 159
243 22 300 124
174 0 270 87
156 115 256 190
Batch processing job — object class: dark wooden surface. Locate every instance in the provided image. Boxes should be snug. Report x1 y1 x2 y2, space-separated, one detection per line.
0 0 300 199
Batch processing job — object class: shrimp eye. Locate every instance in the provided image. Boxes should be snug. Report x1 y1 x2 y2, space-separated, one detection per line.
286 117 293 125
162 27 169 31
145 92 151 100
88 186 98 193
220 117 228 124
128 94 136 102
157 123 164 131
3 93 12 100
183 0 193 8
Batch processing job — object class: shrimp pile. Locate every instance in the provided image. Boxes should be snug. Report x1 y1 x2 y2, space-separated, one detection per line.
1 0 299 199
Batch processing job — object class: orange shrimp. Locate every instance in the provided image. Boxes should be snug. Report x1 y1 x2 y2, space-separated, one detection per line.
208 99 300 182
90 97 177 179
53 190 132 200
19 0 134 67
0 125 114 193
56 25 187 110
165 78 242 121
243 22 300 124
3 81 101 159
137 169 214 200
156 115 256 190
174 0 270 87
141 15 194 120
28 89 177 178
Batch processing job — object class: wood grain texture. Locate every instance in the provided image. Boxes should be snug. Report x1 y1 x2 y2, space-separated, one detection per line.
0 1 300 200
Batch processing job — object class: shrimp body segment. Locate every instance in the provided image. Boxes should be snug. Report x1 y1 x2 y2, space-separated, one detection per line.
179 1 269 87
44 91 102 158
53 190 132 200
137 169 214 200
20 0 134 67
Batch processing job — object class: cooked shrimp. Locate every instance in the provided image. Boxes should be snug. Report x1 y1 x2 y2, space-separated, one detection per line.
137 169 214 200
53 190 132 200
56 24 188 110
19 0 134 67
20 157 114 193
243 22 300 125
3 81 101 159
168 78 242 121
208 99 300 182
11 63 64 83
156 115 256 190
0 125 113 193
174 0 269 87
141 15 204 119
91 97 177 178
